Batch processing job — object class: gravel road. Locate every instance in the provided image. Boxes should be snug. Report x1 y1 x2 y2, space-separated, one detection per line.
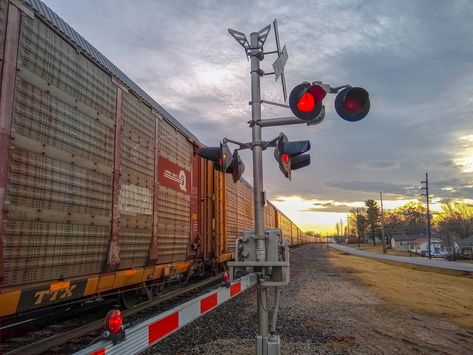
144 244 473 354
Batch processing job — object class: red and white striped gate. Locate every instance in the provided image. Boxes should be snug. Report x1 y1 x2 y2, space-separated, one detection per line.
75 274 256 355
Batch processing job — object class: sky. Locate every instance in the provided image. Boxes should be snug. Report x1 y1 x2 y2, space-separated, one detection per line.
42 0 473 233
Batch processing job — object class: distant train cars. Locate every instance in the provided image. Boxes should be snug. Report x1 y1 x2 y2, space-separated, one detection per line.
0 0 316 318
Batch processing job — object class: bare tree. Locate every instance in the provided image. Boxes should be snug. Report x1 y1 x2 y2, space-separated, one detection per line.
351 208 368 247
436 201 473 241
384 211 403 246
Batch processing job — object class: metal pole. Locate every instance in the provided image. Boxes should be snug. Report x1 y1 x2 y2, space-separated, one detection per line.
249 32 268 339
425 173 432 259
380 192 386 254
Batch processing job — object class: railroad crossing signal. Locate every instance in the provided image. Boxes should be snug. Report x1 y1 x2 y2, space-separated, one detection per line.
226 151 245 183
290 82 370 123
197 143 232 171
274 134 311 179
289 82 326 121
335 87 370 122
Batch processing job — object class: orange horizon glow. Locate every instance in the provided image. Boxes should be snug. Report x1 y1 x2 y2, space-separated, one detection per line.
270 195 458 234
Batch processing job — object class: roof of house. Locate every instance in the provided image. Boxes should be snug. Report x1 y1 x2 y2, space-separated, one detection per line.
457 236 473 247
412 237 442 245
391 235 419 241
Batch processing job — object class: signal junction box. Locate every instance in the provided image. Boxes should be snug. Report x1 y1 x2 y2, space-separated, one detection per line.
227 228 289 287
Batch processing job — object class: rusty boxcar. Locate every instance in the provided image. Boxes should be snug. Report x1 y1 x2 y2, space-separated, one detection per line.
0 0 308 318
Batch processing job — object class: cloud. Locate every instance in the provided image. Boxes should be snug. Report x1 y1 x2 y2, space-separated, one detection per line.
302 204 354 213
41 0 473 229
324 180 410 195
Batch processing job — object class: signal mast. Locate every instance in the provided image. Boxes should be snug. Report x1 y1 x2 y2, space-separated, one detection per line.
198 20 370 355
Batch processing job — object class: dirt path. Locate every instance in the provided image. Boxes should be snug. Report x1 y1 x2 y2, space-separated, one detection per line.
297 245 473 354
146 244 473 354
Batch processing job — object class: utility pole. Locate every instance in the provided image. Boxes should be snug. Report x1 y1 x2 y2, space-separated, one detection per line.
356 208 361 247
421 173 432 259
380 192 386 254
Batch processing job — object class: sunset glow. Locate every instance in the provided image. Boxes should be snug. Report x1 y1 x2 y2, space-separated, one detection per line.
271 195 444 234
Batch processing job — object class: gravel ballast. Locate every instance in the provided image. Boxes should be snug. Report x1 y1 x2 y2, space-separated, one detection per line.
144 244 473 354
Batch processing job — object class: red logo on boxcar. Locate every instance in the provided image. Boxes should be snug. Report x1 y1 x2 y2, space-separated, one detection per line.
158 157 190 194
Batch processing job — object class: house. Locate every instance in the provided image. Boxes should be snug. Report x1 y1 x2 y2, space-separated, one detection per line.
410 237 446 257
390 235 418 251
456 236 473 259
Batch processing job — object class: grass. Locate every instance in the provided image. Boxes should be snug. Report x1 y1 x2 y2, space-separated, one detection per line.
350 243 473 263
353 243 417 257
328 249 473 329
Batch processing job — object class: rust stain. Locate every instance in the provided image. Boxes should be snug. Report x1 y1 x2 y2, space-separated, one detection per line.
107 87 124 270
148 111 160 265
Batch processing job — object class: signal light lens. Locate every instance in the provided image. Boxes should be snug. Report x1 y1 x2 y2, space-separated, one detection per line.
281 153 289 164
289 83 325 121
198 143 233 172
296 92 315 112
307 84 326 103
335 87 370 122
344 97 362 113
105 310 123 335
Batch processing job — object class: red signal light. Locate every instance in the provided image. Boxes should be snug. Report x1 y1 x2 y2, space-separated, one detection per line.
296 92 315 112
281 154 289 164
344 97 362 113
335 87 370 122
105 310 123 335
289 82 325 121
307 84 326 103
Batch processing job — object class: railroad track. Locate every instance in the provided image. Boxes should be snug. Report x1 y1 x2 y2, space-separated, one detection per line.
3 274 223 355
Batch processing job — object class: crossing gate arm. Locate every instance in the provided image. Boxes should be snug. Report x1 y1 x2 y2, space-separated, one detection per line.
74 274 257 355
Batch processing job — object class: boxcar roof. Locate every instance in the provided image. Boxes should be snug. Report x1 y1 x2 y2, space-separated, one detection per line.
24 0 199 143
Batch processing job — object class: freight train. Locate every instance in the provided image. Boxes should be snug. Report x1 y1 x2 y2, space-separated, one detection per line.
0 0 320 319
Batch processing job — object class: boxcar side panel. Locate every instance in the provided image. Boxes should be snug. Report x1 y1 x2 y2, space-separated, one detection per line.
4 14 115 286
224 174 238 253
236 179 253 246
264 201 276 230
277 211 292 245
156 118 192 264
118 92 154 269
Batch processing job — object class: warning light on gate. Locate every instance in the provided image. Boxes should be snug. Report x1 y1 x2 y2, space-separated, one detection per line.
105 310 123 335
103 309 125 345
